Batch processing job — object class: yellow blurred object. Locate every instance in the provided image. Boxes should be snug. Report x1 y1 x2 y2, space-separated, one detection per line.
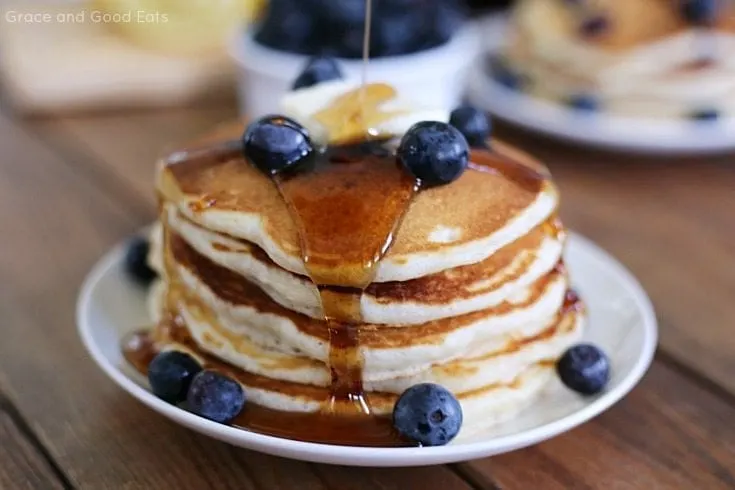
91 0 266 54
0 3 239 113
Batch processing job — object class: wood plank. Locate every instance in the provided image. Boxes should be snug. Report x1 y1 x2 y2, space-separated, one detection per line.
0 396 66 490
0 114 478 488
312 465 478 490
31 106 236 209
461 359 735 489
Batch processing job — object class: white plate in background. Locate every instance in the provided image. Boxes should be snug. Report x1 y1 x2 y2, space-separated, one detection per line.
469 15 735 154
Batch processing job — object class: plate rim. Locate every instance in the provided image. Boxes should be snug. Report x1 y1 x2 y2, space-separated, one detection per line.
470 14 735 155
77 232 657 467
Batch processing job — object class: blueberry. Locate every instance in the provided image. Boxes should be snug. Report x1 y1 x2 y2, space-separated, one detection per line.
398 121 469 187
690 108 720 122
187 371 246 424
316 0 365 25
580 15 610 38
488 56 525 91
254 0 316 54
405 1 466 52
242 116 314 176
567 94 599 112
124 237 157 285
370 11 425 57
148 351 202 404
393 383 463 446
292 56 343 90
425 0 467 48
557 344 611 395
681 0 719 25
449 105 492 148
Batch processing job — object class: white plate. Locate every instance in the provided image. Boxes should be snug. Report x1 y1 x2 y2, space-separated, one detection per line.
77 233 657 467
469 15 735 154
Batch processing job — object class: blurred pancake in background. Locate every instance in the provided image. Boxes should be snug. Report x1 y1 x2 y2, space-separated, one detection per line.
494 0 735 120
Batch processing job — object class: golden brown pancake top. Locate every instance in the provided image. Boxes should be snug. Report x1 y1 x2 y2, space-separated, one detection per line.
158 122 554 269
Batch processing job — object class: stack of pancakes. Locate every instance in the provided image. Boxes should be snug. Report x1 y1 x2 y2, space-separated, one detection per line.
148 124 584 439
502 0 735 118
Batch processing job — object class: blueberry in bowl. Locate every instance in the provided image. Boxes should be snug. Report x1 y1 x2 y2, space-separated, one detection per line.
254 0 467 59
231 0 477 117
292 56 343 90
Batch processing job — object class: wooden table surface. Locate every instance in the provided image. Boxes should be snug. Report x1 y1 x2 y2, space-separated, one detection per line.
1 101 734 489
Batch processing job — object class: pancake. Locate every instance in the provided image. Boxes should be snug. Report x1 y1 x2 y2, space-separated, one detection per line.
154 306 582 419
162 202 565 324
136 80 587 444
502 0 735 118
153 229 573 381
157 131 558 283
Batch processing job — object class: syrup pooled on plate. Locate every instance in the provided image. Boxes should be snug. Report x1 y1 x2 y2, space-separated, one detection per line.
123 319 404 447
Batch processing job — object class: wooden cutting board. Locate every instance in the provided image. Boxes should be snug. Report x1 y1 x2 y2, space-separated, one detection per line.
0 4 236 113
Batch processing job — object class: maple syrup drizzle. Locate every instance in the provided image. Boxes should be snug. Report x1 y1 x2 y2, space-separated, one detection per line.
361 0 373 94
273 141 418 416
313 84 405 144
274 0 418 417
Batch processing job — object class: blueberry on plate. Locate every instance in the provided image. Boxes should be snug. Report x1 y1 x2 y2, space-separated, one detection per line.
557 344 611 395
148 351 202 404
488 56 525 91
124 236 157 285
292 56 343 90
681 0 719 25
393 383 463 446
397 121 469 187
449 105 492 148
567 94 599 112
187 370 246 424
242 116 314 176
579 14 610 38
690 108 720 122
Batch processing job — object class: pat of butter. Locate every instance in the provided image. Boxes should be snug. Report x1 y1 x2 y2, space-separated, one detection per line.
280 80 448 144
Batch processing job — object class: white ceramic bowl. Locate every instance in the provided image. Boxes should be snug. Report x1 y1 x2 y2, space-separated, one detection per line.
228 24 480 118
